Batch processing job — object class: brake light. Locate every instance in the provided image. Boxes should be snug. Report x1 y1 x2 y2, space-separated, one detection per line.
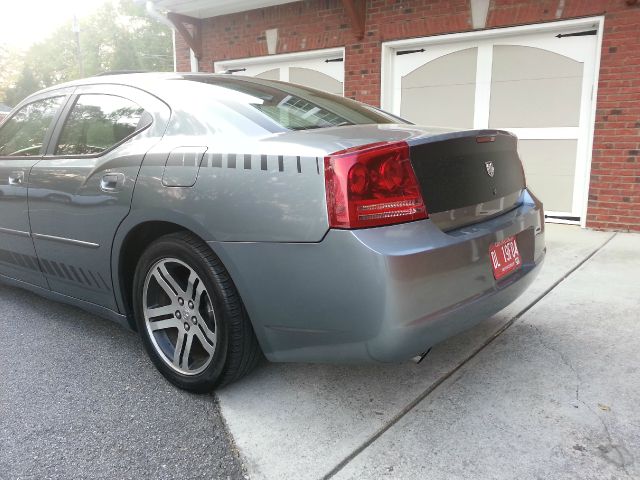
324 141 427 229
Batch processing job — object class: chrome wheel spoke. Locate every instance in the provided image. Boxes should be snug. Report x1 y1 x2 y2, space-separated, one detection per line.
195 319 216 353
185 271 199 300
181 334 194 370
149 317 181 331
173 330 186 367
195 330 215 354
156 264 184 297
145 304 176 320
194 282 206 304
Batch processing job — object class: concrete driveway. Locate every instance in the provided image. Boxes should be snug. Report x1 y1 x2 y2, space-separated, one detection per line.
217 224 639 480
1 224 638 479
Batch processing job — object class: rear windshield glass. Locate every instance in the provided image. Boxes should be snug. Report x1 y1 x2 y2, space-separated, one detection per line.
181 76 407 131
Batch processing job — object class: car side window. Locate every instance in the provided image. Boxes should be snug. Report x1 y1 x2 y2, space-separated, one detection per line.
55 94 149 156
0 97 65 157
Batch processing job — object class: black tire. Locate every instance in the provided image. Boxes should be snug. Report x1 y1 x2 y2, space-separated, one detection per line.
132 231 262 392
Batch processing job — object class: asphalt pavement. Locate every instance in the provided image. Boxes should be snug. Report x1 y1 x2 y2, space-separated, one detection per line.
0 285 246 480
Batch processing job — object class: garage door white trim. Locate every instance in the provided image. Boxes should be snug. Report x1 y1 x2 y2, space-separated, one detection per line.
213 47 345 95
381 17 604 227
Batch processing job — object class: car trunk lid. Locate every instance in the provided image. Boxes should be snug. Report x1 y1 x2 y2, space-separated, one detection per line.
407 130 525 231
262 125 525 231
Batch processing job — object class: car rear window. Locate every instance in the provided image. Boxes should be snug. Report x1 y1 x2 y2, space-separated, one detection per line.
181 76 407 131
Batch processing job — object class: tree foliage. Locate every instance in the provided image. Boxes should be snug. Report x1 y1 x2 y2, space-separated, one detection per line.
1 0 173 107
0 45 24 105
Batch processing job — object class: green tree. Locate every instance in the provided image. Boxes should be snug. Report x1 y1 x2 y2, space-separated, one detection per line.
0 45 24 103
2 0 173 107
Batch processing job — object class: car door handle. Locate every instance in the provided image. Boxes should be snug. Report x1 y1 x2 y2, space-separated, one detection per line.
100 173 125 192
8 171 24 186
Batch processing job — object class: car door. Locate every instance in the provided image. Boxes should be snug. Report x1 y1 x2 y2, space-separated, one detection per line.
0 93 69 288
28 84 170 310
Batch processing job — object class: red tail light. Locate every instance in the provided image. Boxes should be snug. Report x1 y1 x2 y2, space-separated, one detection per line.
324 141 428 229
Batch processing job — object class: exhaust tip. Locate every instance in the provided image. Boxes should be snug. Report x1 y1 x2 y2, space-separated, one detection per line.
412 347 432 364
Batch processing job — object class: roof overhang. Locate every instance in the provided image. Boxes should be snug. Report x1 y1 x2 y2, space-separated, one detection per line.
155 0 366 62
151 0 300 19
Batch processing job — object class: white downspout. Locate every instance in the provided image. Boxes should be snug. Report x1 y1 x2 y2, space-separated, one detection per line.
172 29 177 72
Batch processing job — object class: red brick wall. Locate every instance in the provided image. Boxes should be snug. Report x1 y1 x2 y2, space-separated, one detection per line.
174 0 640 231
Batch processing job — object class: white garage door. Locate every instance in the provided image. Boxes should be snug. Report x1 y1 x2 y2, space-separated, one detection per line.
383 19 602 221
214 48 345 96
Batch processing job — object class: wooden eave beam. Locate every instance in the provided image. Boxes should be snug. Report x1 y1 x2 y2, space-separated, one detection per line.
167 12 203 59
341 0 366 40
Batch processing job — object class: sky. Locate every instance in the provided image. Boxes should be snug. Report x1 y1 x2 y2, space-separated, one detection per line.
0 0 116 49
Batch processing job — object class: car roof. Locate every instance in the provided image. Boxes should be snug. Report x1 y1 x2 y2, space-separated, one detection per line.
35 72 286 98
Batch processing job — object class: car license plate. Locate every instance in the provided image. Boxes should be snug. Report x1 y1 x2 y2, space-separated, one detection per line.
489 236 522 280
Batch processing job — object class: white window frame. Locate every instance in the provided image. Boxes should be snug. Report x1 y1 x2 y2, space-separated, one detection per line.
380 17 605 227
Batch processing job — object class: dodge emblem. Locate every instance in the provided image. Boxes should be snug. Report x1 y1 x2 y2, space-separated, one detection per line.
485 161 495 178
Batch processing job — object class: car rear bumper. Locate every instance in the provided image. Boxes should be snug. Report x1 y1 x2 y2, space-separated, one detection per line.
209 189 545 363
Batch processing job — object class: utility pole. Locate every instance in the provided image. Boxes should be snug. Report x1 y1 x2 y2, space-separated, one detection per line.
72 15 84 77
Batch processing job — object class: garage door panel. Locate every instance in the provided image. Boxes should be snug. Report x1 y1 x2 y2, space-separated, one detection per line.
527 173 575 213
400 47 477 128
255 68 280 80
491 45 583 81
489 76 583 128
490 45 584 128
518 139 578 212
402 48 477 87
289 68 343 95
518 139 578 176
401 84 475 128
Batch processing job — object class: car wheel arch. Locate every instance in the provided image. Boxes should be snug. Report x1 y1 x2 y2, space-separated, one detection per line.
112 217 224 330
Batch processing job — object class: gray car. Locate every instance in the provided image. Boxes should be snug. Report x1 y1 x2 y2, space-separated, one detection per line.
0 73 545 392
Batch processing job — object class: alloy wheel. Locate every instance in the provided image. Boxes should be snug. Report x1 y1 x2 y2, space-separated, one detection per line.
142 258 217 375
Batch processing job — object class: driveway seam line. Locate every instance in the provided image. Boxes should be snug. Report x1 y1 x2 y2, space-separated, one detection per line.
321 232 617 480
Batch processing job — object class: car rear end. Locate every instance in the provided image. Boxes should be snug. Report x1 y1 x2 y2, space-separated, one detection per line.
312 128 545 362
178 75 545 363
210 126 544 364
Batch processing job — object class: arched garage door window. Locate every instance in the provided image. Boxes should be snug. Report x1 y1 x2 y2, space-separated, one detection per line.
214 48 345 96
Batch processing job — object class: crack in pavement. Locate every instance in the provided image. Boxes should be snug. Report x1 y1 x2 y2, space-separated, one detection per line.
321 232 618 480
529 323 583 406
529 303 634 478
